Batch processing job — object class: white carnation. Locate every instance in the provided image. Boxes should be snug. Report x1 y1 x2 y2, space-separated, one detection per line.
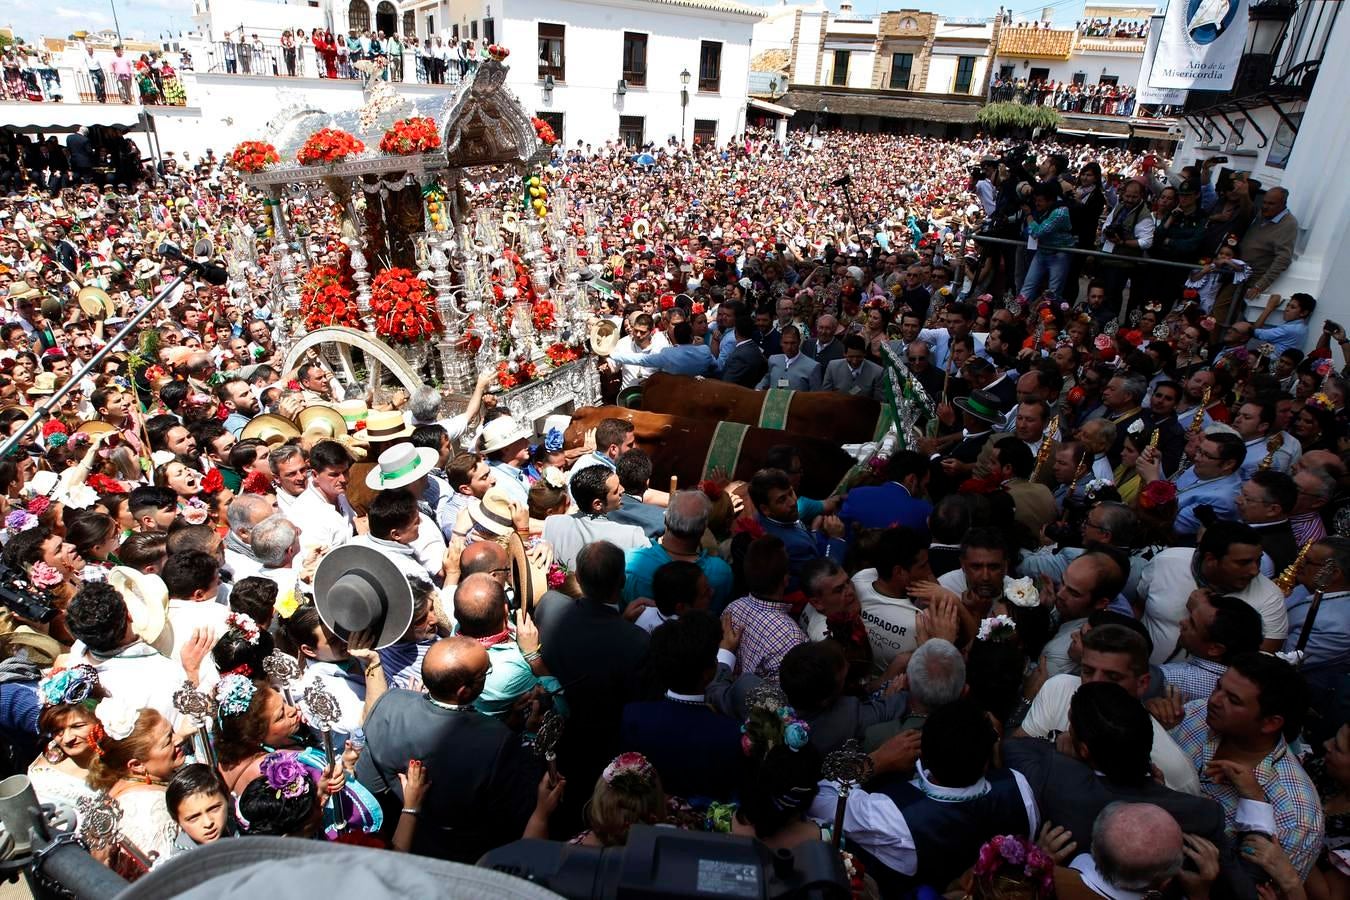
95 695 142 742
1003 575 1040 609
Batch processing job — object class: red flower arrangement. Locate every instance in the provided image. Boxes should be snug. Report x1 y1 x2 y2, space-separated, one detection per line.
532 299 556 331
300 265 361 331
544 342 581 366
226 140 280 174
370 268 443 344
379 117 441 155
297 128 365 166
41 420 69 438
201 469 225 494
495 359 538 390
456 333 483 355
531 116 558 146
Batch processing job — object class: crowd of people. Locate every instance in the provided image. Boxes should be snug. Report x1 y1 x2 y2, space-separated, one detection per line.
0 119 1342 899
206 28 482 85
988 78 1140 117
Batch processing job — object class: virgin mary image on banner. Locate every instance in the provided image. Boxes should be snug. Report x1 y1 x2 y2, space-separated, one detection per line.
1188 0 1235 43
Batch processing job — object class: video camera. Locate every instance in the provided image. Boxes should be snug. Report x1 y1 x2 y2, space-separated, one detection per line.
0 562 58 624
479 825 849 900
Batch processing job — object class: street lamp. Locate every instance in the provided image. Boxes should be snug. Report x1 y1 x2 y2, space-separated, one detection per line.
680 66 690 144
1236 0 1296 94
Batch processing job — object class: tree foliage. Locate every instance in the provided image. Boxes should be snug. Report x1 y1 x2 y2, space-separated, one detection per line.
977 102 1062 132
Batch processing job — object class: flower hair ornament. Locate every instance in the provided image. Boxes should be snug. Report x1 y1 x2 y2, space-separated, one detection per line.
741 686 811 756
259 750 313 800
94 694 141 743
1002 576 1039 609
977 615 1018 643
540 466 566 490
543 427 565 453
214 672 258 719
29 561 64 590
38 665 101 708
602 751 656 786
1307 392 1335 413
226 611 261 645
973 834 1055 896
1138 480 1177 510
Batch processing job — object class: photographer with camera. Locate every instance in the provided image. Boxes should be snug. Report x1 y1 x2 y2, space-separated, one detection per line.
1097 179 1156 313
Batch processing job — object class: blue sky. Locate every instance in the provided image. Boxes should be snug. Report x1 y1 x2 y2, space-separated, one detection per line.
5 0 1094 46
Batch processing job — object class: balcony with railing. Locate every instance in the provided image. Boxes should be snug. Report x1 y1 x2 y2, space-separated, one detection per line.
1181 0 1338 144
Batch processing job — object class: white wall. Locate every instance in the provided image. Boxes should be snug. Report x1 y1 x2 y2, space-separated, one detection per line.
499 0 755 147
793 9 825 83
925 48 986 95
993 49 1142 85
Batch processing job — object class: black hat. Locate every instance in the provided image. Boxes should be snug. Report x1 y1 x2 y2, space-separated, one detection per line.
953 388 1007 425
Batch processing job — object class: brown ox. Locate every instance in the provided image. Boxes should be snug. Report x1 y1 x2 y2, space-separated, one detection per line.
639 373 885 445
565 405 856 500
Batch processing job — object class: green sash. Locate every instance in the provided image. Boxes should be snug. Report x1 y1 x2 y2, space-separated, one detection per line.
758 388 794 430
702 421 749 481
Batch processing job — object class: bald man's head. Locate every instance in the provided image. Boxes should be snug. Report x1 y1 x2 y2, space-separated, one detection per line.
1091 803 1184 891
460 540 509 585
453 573 508 639
421 635 490 704
1296 449 1346 480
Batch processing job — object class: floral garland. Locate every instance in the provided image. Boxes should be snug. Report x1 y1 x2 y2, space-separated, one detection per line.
379 116 441 155
226 140 281 174
300 264 361 331
544 342 581 366
531 117 558 146
370 268 443 344
297 128 365 166
226 611 261 644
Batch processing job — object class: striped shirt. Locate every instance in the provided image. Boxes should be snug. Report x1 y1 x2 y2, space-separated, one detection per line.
1170 700 1324 879
723 594 806 679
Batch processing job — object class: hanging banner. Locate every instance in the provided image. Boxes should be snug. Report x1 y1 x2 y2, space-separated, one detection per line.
1149 0 1250 91
1137 15 1189 105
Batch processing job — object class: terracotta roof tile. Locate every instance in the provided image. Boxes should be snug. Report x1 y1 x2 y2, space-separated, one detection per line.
996 27 1075 60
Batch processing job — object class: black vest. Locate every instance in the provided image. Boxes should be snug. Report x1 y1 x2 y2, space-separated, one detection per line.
848 768 1030 896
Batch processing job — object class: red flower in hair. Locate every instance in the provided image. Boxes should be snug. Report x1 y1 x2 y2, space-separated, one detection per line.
41 420 69 438
240 471 272 495
202 469 225 494
86 473 124 495
1066 386 1086 407
1138 480 1177 510
731 516 765 539
27 496 51 516
699 480 725 501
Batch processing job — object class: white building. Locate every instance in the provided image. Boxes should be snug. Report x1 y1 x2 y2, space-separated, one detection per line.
1171 0 1345 338
409 0 760 147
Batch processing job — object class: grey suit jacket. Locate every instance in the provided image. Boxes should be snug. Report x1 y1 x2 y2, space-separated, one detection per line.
820 358 885 402
757 354 822 391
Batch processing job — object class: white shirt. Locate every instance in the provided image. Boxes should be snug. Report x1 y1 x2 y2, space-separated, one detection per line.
807 763 1040 875
295 661 366 736
853 568 922 672
68 641 188 727
224 546 264 582
1021 673 1202 795
347 534 428 580
612 332 671 389
165 598 231 690
1137 547 1288 665
289 484 357 553
635 606 677 634
274 485 304 516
